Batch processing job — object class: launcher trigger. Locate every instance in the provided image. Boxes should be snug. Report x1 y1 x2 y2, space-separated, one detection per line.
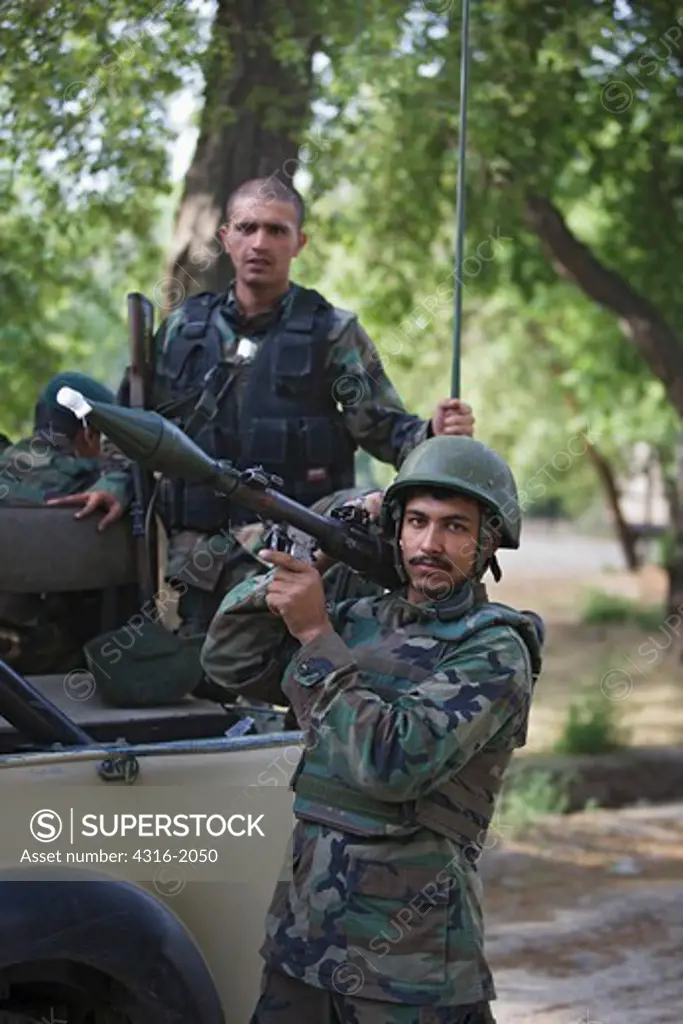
330 504 371 528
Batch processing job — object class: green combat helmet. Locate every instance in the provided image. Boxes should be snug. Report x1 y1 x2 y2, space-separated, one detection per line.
84 629 205 709
380 435 521 582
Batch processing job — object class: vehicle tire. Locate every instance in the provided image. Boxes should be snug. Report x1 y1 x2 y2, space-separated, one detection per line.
0 964 155 1024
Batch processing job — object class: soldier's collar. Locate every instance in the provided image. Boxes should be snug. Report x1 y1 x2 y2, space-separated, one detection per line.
381 580 478 625
223 281 295 334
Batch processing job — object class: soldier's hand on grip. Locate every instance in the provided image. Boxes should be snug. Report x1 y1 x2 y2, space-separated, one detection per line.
259 549 334 647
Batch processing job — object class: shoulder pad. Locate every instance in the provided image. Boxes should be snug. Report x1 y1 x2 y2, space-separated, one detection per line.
170 291 222 315
162 304 187 336
162 291 224 348
328 306 358 342
177 291 223 317
185 290 222 305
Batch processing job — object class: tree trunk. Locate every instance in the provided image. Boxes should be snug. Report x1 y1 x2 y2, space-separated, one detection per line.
162 0 319 309
527 323 639 570
665 433 683 622
523 194 683 418
584 442 639 572
666 522 683 620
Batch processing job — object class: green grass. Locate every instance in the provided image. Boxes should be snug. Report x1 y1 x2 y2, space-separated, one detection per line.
554 684 629 756
580 588 663 630
491 766 571 836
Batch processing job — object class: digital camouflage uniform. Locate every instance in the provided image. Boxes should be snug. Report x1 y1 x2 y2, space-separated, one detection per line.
200 436 544 1024
0 380 131 675
145 283 433 634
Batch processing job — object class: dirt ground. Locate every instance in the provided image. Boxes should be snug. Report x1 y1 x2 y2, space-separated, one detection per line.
481 804 683 1023
477 523 683 1023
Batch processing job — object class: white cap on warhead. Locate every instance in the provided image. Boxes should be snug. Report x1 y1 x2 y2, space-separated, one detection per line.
56 387 93 421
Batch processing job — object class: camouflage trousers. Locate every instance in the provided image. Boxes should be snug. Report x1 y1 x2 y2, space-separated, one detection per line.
250 967 497 1024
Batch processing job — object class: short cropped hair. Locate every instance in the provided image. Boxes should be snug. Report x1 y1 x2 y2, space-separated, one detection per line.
225 176 305 229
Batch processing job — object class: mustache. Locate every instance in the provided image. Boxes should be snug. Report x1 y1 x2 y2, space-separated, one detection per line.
408 555 453 570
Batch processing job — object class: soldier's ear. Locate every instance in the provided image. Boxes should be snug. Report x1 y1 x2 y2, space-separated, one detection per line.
219 221 231 253
82 425 101 453
295 231 308 255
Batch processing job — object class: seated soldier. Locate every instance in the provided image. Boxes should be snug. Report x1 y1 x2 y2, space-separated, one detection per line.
0 372 132 675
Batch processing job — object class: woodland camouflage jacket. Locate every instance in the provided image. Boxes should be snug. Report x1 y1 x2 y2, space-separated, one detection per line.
0 432 131 506
201 576 543 1007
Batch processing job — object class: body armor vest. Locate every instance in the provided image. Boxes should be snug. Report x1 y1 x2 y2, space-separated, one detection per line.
292 601 542 852
158 285 357 532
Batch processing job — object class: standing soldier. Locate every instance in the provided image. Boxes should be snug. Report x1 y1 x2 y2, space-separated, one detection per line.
131 176 475 636
200 434 544 1023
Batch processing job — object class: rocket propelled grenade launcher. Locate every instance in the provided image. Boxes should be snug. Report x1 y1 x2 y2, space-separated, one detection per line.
56 387 401 591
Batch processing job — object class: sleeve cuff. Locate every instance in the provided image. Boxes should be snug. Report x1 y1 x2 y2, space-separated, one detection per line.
90 476 127 503
290 631 356 688
216 571 274 615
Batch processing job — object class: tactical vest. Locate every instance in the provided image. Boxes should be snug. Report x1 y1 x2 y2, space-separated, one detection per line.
292 601 542 852
158 285 357 533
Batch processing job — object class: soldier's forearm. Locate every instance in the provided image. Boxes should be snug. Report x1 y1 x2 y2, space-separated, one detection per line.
392 415 431 468
200 576 297 697
330 318 431 468
89 470 132 507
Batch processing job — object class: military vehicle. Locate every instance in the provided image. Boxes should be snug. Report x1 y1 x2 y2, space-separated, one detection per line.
0 294 310 1024
0 285 405 1021
0 500 304 1024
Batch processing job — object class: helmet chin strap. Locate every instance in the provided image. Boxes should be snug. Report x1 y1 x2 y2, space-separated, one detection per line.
473 508 503 583
488 554 503 583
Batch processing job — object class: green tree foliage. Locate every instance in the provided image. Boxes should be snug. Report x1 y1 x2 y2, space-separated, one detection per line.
1 0 200 229
308 0 683 324
0 0 201 435
3 0 682 506
299 1 683 515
